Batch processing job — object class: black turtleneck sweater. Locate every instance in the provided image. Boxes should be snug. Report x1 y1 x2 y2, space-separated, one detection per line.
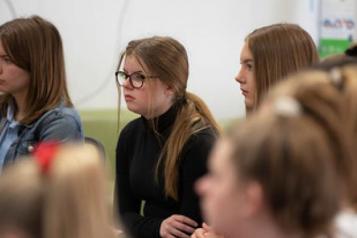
115 104 216 238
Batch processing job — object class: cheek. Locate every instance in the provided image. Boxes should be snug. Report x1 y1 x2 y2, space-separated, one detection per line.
138 91 150 103
200 179 235 222
152 87 169 106
247 74 256 91
11 66 29 80
7 68 30 90
197 179 219 219
215 196 243 236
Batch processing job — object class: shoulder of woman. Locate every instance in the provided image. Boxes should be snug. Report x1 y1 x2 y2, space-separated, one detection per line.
35 106 81 127
189 127 218 144
29 106 82 139
180 127 217 158
118 117 143 139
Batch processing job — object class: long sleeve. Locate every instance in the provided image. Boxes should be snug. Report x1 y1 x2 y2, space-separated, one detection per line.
3 106 83 166
115 123 163 238
114 108 217 238
178 129 216 225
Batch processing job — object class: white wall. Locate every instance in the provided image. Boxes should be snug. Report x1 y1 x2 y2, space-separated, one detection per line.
0 0 319 119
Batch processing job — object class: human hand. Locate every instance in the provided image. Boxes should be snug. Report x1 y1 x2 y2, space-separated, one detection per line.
111 226 123 237
191 227 206 238
160 214 198 238
191 223 224 238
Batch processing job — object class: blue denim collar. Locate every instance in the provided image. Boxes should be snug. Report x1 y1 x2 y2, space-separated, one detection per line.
6 104 14 122
6 105 19 126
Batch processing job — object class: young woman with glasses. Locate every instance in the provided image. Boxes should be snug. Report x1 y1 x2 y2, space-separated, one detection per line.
114 36 220 238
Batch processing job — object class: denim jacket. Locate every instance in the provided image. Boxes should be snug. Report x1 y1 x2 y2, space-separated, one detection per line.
0 105 84 166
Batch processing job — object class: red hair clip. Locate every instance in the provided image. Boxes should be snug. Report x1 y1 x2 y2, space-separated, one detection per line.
33 141 59 174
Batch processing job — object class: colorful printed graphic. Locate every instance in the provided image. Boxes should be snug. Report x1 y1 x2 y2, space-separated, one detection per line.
319 0 356 58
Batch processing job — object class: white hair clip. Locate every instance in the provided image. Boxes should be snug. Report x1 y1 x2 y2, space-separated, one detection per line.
329 67 342 87
274 96 301 117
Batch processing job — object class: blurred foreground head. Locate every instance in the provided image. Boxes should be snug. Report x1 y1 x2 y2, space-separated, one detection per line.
0 143 115 238
198 66 357 237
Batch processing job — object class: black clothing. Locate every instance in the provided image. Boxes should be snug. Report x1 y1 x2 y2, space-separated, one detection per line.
115 104 216 238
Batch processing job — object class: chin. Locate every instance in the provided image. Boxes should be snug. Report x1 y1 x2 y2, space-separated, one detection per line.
127 106 147 117
126 105 139 114
244 99 253 107
245 102 255 113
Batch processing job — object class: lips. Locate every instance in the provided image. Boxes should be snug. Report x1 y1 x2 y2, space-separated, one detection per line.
240 88 248 96
124 94 135 101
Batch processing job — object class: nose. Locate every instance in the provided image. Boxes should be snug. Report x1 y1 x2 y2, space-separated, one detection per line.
122 77 133 89
235 67 245 84
195 176 209 197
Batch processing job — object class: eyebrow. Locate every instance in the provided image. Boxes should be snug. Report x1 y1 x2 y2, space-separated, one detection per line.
124 69 144 74
0 54 9 58
241 59 254 64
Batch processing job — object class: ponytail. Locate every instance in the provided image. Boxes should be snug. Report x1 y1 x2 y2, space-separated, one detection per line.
158 92 220 200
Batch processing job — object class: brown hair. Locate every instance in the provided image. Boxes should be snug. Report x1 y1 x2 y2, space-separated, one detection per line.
341 66 357 209
269 70 356 201
118 36 220 199
0 15 73 124
309 61 357 210
228 78 346 236
246 23 319 110
0 144 115 238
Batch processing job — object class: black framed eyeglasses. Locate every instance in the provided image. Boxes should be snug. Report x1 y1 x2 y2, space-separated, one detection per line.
115 70 158 89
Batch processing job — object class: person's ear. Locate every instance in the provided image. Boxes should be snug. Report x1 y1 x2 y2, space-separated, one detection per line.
241 181 264 217
164 85 175 97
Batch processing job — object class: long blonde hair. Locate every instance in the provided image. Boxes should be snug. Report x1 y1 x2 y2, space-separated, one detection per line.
0 144 115 238
117 36 220 199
